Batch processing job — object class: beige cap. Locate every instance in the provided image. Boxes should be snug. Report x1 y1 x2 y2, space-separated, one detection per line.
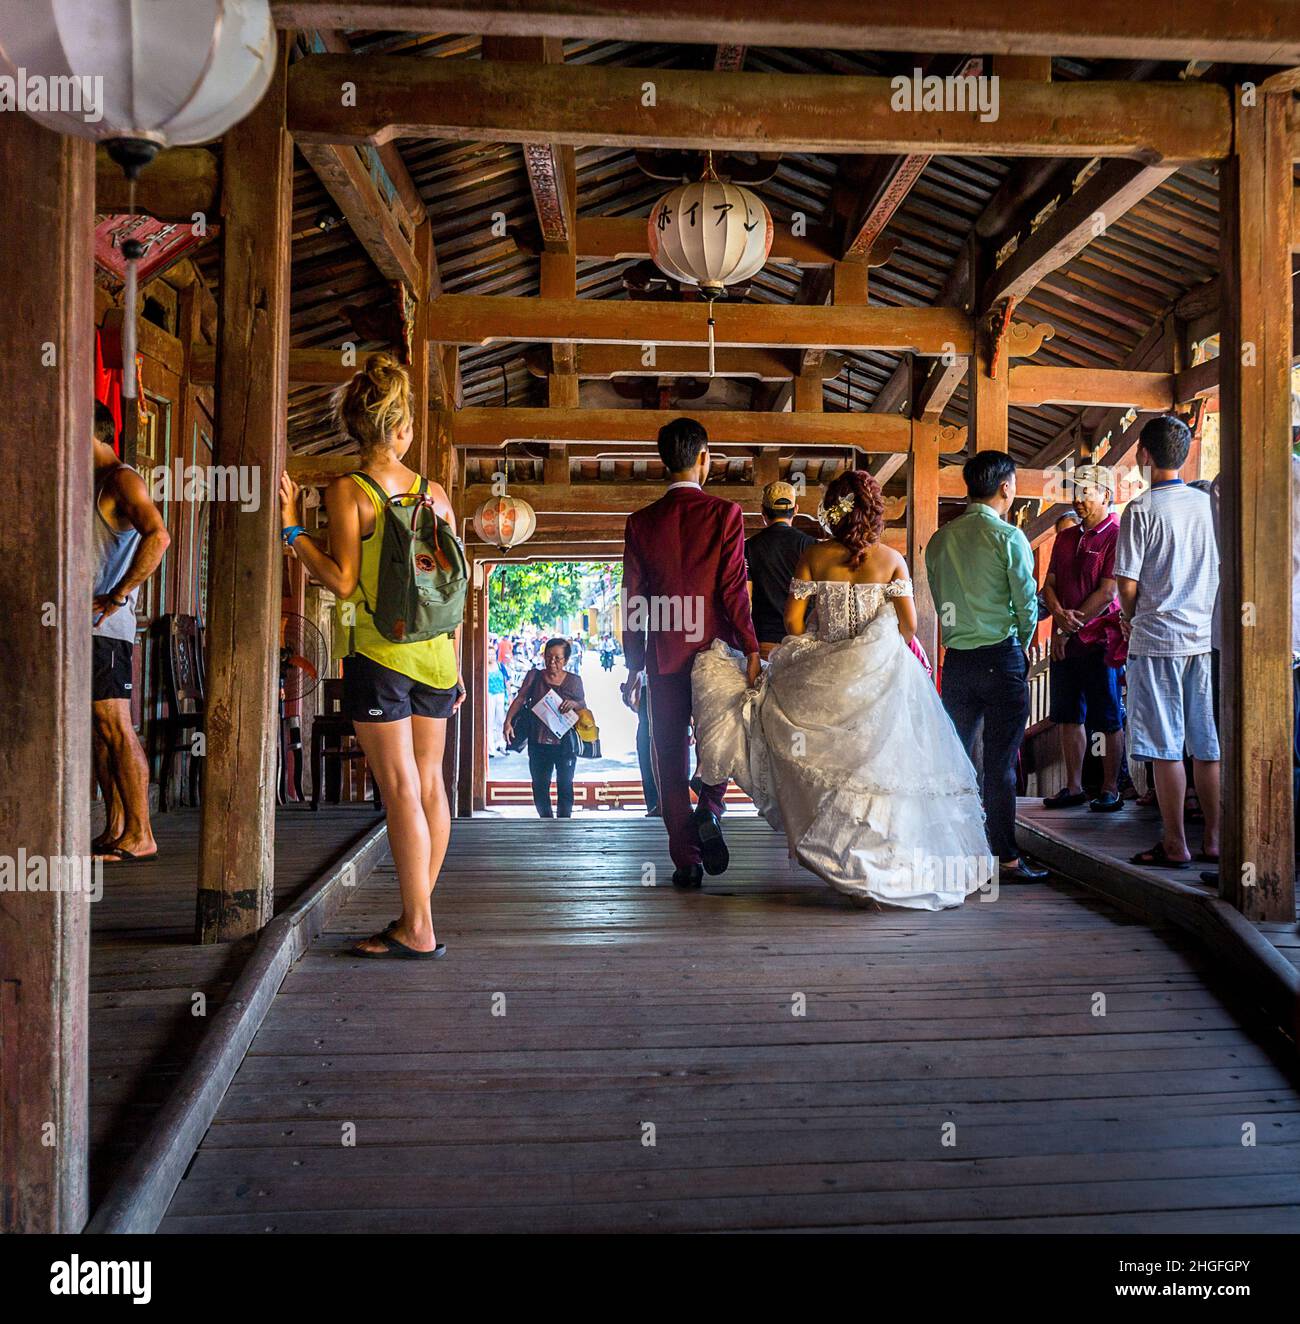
762 480 798 512
1072 464 1116 499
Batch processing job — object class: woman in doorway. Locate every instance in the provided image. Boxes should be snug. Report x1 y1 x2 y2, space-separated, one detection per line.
279 353 464 959
504 637 585 818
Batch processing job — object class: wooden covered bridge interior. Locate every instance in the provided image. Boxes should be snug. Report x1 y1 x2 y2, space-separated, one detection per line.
4 2 1300 1237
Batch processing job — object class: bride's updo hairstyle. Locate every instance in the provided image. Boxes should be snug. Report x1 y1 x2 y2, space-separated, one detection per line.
334 352 413 456
822 469 886 570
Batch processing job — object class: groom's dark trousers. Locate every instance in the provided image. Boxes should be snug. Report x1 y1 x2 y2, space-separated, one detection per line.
623 483 759 873
940 637 1030 862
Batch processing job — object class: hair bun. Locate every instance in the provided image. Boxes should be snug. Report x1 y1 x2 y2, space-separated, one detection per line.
334 352 414 453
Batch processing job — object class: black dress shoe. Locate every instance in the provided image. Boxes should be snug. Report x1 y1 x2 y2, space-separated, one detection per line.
1042 788 1088 809
672 865 703 889
1000 858 1049 882
694 810 729 875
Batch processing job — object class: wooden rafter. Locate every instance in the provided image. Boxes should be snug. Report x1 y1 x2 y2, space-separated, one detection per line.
298 31 434 296
481 35 574 251
981 160 1177 312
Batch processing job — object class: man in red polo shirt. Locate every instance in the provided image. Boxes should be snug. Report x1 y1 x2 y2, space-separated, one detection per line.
1041 464 1126 812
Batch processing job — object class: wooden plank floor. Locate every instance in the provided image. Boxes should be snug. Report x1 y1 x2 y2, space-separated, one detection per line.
159 816 1300 1233
90 804 383 1206
1018 798 1300 971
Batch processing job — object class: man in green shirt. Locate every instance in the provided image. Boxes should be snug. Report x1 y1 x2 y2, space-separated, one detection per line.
925 451 1046 881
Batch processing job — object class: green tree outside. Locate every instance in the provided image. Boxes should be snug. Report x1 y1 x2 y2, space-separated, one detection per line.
487 561 622 635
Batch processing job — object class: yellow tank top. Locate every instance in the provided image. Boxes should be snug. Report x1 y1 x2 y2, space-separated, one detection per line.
336 473 459 689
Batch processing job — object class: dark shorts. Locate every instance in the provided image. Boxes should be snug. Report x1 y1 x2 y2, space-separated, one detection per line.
343 653 459 723
92 636 134 702
1049 647 1124 732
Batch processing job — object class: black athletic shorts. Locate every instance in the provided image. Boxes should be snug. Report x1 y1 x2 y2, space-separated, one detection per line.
92 636 134 702
343 652 460 723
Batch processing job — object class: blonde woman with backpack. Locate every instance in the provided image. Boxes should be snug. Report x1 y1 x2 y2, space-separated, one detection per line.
280 353 466 959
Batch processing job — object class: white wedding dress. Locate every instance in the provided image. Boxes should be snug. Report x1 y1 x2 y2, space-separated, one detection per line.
692 578 994 910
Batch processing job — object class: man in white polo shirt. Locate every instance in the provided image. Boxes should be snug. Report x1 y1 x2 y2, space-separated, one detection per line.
1115 414 1220 869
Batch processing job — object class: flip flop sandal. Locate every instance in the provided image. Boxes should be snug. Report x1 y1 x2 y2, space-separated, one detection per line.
1130 843 1192 870
352 932 447 960
94 846 154 863
1194 851 1220 864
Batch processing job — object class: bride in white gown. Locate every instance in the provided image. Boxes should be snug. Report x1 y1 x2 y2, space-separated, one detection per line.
692 470 994 910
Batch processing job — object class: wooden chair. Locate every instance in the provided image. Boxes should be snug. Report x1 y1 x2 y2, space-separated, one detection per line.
311 678 383 811
156 613 204 812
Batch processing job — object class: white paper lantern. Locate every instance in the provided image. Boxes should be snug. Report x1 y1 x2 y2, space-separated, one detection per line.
0 0 277 398
647 178 773 298
474 495 536 551
0 0 276 167
646 170 773 376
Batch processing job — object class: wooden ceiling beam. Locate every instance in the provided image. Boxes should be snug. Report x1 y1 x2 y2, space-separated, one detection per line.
1008 365 1175 409
269 4 1300 65
427 295 972 353
452 406 914 450
463 481 828 515
95 146 218 222
574 214 837 266
286 58 1231 164
522 344 840 382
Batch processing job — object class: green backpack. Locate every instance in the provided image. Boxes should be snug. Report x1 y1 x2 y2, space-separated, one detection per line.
353 473 468 643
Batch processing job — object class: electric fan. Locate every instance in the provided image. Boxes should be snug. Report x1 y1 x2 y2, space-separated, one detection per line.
280 612 329 704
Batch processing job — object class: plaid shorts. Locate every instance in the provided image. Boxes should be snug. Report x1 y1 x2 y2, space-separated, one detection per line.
1125 652 1220 762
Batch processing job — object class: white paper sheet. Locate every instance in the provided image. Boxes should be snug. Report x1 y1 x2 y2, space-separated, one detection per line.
531 687 579 740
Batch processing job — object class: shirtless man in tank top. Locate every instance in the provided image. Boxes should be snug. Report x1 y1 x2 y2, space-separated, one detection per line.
92 402 170 862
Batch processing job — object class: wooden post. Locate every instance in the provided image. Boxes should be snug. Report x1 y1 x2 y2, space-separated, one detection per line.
970 320 1009 451
411 220 434 475
793 370 823 412
908 422 940 658
457 558 481 816
0 117 94 1232
1218 88 1296 922
196 38 293 942
471 575 489 811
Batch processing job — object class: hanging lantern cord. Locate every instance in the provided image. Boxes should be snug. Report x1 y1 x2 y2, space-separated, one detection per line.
120 175 145 403
703 287 721 378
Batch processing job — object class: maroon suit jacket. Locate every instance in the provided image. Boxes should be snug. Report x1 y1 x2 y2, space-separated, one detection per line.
622 484 759 677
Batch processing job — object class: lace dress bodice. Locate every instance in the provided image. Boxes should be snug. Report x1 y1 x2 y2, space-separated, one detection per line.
789 578 914 643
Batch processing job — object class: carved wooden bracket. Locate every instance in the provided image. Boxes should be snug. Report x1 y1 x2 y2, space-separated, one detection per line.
1006 319 1056 359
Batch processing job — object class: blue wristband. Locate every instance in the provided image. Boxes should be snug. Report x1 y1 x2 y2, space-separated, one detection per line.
281 524 306 546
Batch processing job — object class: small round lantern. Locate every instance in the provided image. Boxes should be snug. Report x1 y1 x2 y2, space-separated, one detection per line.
473 494 536 551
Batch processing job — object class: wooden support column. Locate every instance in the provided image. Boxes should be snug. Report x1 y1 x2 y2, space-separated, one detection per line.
0 116 94 1235
907 422 941 658
411 220 435 474
471 573 489 811
457 559 483 816
196 38 293 943
1218 88 1296 922
970 252 1010 452
794 369 824 412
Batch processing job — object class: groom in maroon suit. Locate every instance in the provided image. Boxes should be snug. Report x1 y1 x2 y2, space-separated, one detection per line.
622 418 761 888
